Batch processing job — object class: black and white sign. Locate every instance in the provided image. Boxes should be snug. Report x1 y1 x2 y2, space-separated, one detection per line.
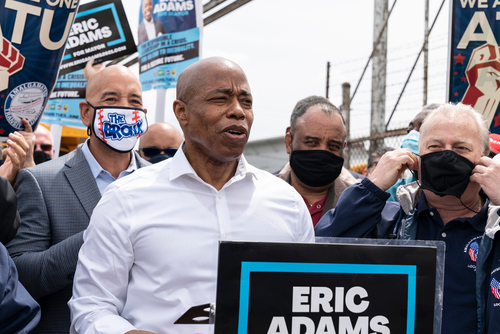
59 0 136 75
214 240 444 334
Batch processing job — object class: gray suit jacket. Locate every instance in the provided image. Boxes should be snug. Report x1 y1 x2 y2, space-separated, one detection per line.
6 146 150 333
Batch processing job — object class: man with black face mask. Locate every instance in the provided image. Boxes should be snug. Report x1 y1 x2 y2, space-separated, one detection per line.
6 65 150 333
316 103 500 334
276 96 360 226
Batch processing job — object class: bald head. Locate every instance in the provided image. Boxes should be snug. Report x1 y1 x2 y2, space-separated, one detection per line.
138 122 183 160
34 125 54 158
176 57 246 104
86 65 141 103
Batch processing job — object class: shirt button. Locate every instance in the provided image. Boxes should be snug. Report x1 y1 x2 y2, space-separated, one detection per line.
316 204 321 209
429 212 434 217
217 193 221 199
222 233 227 239
441 232 446 238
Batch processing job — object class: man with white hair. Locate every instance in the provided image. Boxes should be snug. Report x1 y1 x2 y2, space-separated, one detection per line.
316 103 500 333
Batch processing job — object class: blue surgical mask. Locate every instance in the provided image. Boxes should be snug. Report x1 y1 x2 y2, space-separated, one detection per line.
401 130 420 156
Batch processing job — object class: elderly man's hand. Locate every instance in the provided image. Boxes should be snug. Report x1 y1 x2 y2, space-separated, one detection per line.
19 118 35 167
83 58 104 80
471 156 500 205
368 148 419 191
0 131 29 186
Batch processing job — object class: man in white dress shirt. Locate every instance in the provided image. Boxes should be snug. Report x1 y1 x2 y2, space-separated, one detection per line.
69 57 314 334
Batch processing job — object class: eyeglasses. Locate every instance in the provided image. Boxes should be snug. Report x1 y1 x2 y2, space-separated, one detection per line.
35 144 52 152
140 147 177 158
366 160 379 170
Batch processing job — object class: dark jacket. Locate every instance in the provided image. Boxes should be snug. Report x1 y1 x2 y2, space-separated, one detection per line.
7 147 150 333
315 178 500 334
276 164 360 216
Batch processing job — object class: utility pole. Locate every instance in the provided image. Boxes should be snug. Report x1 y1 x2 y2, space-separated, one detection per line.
370 0 388 155
326 61 330 99
423 0 429 106
341 82 351 168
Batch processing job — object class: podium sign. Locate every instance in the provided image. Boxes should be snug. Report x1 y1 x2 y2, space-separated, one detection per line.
214 240 444 334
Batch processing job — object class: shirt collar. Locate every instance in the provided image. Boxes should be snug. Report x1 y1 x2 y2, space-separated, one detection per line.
170 142 258 185
417 192 489 231
81 139 138 179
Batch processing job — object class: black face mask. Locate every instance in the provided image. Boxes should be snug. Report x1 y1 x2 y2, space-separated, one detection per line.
33 151 52 165
290 150 344 188
148 154 171 164
419 150 475 198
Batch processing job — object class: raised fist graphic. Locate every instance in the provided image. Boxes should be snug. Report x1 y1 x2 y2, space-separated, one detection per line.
0 37 24 91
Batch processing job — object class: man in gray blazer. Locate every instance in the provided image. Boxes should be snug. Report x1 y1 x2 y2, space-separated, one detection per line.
6 65 150 333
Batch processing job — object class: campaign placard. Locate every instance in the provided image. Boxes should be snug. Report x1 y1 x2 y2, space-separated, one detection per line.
137 0 203 91
0 0 80 138
448 0 500 134
40 69 85 128
215 240 444 334
59 0 137 76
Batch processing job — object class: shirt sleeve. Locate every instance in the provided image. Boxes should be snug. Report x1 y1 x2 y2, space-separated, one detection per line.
7 168 84 299
314 178 400 238
0 242 40 334
294 190 315 243
69 185 137 334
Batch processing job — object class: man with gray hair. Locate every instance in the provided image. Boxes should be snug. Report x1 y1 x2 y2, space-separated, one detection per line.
276 95 360 226
316 102 500 333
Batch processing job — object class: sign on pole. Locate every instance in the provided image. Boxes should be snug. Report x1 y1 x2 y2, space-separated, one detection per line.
40 69 86 129
58 0 137 76
137 0 203 91
214 240 444 334
0 0 80 139
448 0 500 134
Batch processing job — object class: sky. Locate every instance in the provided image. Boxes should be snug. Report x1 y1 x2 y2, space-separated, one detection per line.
84 0 451 142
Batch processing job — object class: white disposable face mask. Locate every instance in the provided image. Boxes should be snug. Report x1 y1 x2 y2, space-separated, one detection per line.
88 102 149 153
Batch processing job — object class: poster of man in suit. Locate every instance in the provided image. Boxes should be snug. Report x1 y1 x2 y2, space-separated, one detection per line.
137 0 202 91
138 0 166 45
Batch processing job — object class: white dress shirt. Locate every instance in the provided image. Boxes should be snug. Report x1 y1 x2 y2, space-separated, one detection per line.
81 139 138 195
69 146 314 334
144 18 157 41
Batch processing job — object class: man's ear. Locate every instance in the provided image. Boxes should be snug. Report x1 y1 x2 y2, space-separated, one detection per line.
80 101 92 127
285 126 292 155
173 100 188 126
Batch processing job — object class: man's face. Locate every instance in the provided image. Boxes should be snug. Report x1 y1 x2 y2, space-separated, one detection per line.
142 0 153 21
286 106 346 156
81 66 145 134
419 113 482 165
181 64 253 163
34 128 54 158
138 126 182 161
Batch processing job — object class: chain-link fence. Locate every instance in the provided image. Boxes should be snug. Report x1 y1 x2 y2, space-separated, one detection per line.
346 125 409 173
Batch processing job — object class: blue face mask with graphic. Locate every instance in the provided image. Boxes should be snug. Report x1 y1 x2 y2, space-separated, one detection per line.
401 129 420 156
88 102 149 153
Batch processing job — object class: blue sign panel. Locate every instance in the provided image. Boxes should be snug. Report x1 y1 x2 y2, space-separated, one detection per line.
0 0 80 138
137 0 202 91
40 69 85 128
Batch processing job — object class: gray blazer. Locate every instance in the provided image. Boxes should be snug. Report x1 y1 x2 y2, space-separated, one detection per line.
6 146 150 333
